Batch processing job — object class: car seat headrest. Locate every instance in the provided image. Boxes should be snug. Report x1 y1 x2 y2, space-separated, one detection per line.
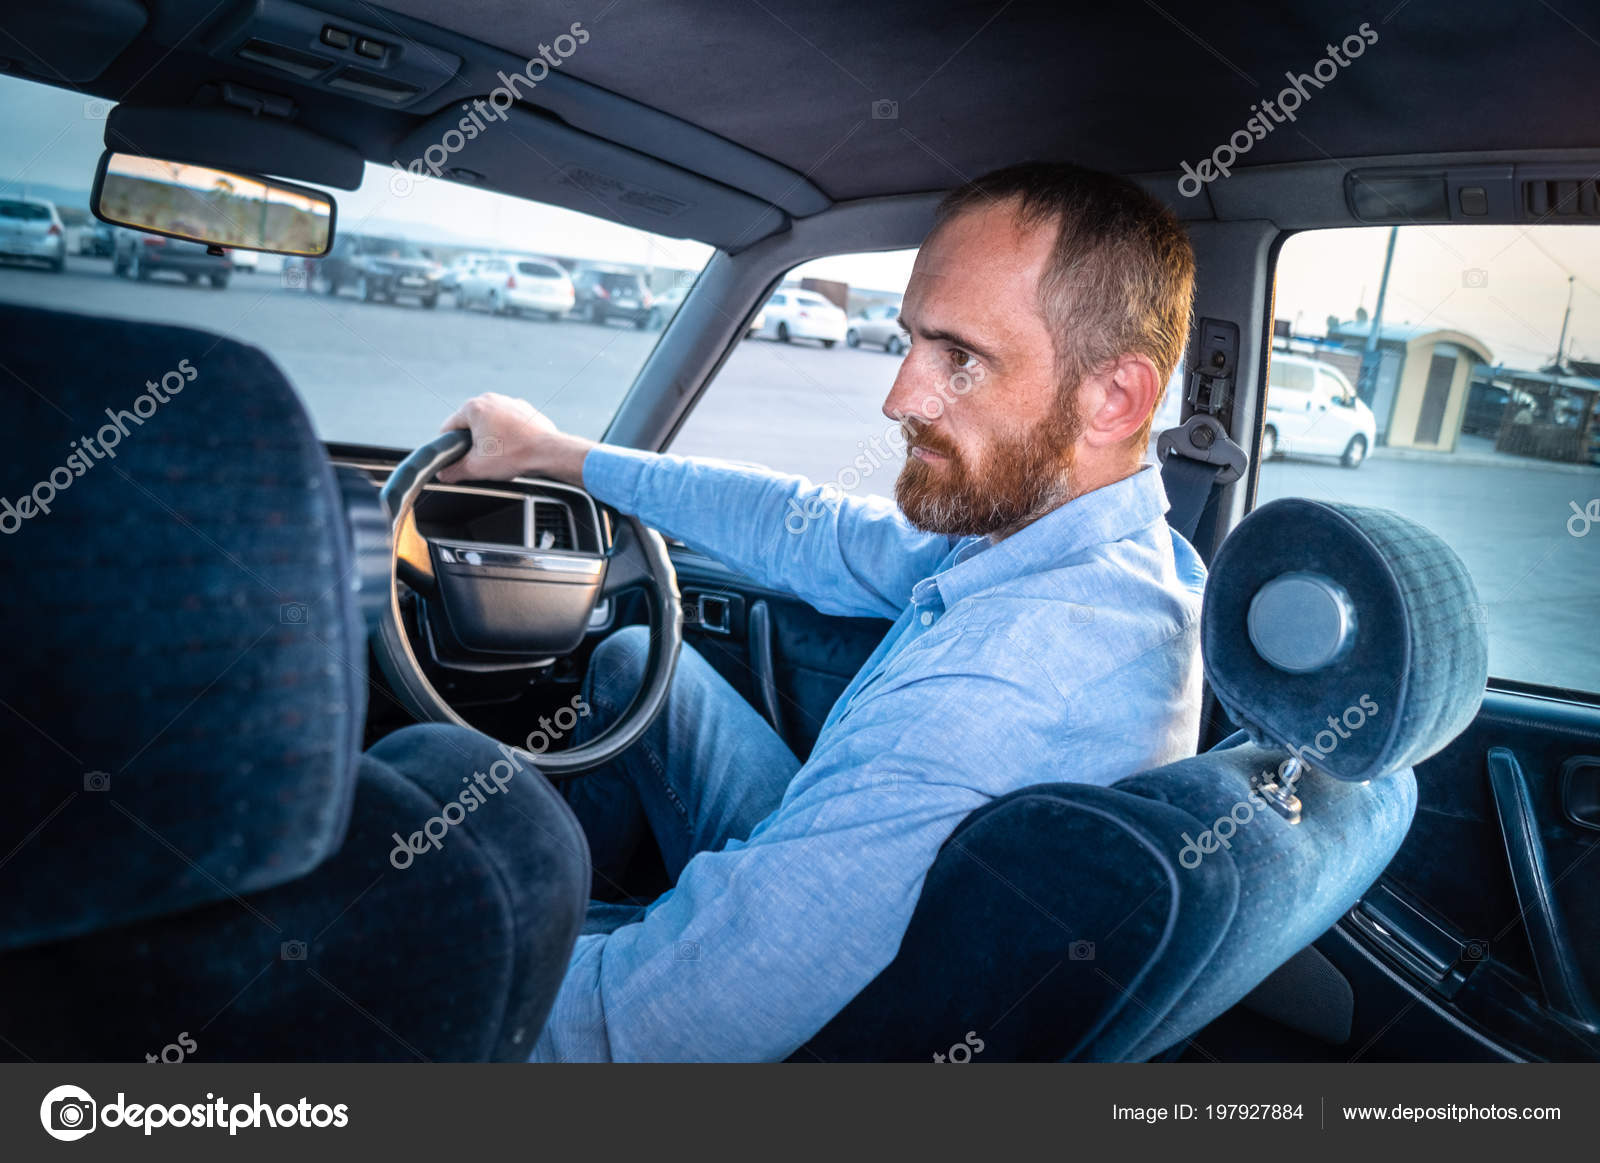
1202 498 1487 783
0 304 369 953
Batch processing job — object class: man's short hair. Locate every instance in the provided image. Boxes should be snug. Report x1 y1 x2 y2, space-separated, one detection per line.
935 163 1196 445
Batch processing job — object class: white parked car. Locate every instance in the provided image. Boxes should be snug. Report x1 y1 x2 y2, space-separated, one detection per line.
456 256 575 319
1261 353 1377 468
755 289 847 347
846 302 908 354
0 196 66 272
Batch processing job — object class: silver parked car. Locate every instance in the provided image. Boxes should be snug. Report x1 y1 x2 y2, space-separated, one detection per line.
457 256 575 319
846 302 908 354
0 197 66 272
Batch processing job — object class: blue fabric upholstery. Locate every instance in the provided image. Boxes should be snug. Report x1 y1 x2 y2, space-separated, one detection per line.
1116 732 1417 1059
796 785 1239 1061
0 725 591 1061
792 498 1484 1061
0 305 590 1060
1203 499 1488 782
0 304 366 950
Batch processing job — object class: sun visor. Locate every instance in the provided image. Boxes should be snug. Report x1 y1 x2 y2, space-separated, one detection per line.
389 106 788 250
2 0 147 82
105 104 366 191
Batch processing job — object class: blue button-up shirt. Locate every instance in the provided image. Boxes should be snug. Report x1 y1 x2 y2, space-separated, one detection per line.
529 447 1207 1061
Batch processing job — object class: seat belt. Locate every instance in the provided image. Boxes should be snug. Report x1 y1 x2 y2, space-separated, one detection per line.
1157 414 1247 543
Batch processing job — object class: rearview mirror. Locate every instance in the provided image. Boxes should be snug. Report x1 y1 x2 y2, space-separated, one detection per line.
91 151 334 256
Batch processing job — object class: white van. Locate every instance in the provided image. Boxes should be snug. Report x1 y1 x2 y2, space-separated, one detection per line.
1262 353 1378 468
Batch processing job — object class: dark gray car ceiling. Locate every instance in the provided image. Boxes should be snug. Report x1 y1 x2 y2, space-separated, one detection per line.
368 0 1600 200
6 0 1599 209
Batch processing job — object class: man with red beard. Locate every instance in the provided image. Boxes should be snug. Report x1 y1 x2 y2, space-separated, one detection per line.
433 163 1205 1061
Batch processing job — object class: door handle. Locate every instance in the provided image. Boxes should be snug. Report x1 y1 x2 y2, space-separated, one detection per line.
748 599 786 741
1488 746 1600 1030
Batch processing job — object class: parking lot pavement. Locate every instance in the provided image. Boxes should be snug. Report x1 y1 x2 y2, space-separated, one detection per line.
5 255 1597 691
0 255 657 446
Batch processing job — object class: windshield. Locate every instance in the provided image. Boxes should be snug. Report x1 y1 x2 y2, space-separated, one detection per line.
0 73 714 447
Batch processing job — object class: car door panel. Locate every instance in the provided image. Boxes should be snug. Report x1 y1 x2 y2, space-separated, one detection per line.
666 545 890 759
1312 689 1600 1060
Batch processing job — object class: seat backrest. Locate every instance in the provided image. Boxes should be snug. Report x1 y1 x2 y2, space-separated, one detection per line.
1121 498 1488 1057
0 305 589 1060
796 497 1487 1062
0 303 367 952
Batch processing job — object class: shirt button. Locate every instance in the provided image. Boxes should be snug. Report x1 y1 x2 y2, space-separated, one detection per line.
919 611 934 626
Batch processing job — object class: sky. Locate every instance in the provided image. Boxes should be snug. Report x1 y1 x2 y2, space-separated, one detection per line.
1 69 1595 369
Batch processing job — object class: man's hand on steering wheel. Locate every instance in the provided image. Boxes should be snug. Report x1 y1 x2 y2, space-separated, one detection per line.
437 393 595 487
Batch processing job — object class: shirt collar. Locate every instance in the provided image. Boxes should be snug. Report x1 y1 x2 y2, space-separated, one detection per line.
915 464 1171 608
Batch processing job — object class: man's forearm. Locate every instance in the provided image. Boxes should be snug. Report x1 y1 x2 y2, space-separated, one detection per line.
578 445 948 620
518 432 596 487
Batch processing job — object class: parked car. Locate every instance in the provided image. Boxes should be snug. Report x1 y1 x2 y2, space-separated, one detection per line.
308 233 442 307
77 220 115 257
1461 381 1511 436
646 283 689 329
755 288 847 347
846 302 908 354
572 267 654 327
228 248 259 273
440 253 489 293
746 303 766 338
457 256 575 319
0 196 65 272
112 226 230 287
1260 353 1376 467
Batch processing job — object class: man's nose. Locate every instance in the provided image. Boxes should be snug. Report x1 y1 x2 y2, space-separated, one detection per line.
881 355 938 425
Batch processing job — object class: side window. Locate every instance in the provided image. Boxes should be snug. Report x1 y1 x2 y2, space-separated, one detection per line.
1269 225 1600 694
671 249 918 503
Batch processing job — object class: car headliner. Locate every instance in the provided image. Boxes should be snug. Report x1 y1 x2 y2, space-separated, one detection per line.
8 0 1598 219
219 0 1600 200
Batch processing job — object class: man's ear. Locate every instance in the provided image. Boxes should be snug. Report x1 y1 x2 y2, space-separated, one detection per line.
1079 354 1161 448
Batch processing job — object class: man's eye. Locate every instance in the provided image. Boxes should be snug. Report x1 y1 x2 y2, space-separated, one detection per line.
951 349 974 368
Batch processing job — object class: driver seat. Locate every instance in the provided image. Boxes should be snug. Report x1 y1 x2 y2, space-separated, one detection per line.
0 304 590 1060
796 495 1488 1061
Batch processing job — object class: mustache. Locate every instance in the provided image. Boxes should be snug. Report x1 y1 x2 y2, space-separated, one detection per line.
901 418 960 459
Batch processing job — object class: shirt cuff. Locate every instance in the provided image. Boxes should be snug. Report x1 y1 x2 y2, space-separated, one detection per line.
580 444 656 512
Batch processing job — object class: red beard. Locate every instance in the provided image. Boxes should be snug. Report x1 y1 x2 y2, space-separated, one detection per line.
895 393 1082 537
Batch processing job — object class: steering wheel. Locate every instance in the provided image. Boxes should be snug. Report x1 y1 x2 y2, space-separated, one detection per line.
371 430 682 777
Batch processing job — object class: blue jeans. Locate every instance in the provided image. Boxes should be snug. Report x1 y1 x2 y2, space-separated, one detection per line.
562 625 802 935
